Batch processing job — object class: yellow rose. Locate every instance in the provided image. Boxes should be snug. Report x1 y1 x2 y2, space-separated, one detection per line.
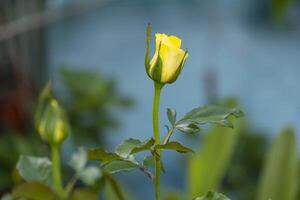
145 24 188 84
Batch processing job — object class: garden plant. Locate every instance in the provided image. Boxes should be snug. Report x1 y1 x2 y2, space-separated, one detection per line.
3 25 244 200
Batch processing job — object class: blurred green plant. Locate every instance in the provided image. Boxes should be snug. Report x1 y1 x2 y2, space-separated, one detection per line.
256 127 298 200
0 68 132 194
163 98 299 200
59 68 133 145
187 99 243 199
222 129 268 200
4 84 130 200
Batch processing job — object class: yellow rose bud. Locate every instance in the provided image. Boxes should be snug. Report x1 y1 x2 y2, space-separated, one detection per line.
35 83 70 145
145 24 188 84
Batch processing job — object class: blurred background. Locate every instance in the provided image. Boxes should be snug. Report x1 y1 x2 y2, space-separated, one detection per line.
0 0 300 199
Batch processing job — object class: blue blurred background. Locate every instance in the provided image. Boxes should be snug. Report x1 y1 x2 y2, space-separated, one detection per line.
1 0 300 199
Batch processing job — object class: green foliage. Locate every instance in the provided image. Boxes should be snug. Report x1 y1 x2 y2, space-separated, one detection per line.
88 138 153 176
71 189 97 200
115 138 155 158
69 148 102 186
16 155 53 188
0 133 46 189
176 106 243 134
167 108 177 127
12 182 55 200
222 129 268 200
271 0 294 24
155 141 194 153
59 68 133 145
165 105 243 135
103 172 127 200
194 191 230 200
143 156 165 173
105 160 140 174
187 101 243 198
256 127 298 200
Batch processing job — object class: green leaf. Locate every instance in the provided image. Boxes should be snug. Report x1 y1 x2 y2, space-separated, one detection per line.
177 105 243 128
17 155 52 187
194 191 230 200
167 108 177 126
115 138 155 158
256 127 298 200
155 141 194 153
176 122 200 134
12 182 55 200
104 160 139 174
88 148 121 165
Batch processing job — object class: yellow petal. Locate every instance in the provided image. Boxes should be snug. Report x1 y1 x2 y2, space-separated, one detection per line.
155 33 167 49
159 43 186 83
165 35 181 48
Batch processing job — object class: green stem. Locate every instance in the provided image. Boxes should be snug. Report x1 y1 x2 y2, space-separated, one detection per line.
51 144 64 198
162 127 174 145
152 82 163 200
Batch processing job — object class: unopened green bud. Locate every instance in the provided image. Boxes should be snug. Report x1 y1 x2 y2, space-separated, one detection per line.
35 83 69 145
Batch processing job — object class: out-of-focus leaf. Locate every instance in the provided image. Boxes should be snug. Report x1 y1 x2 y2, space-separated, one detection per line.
194 191 230 200
12 182 55 200
104 172 126 200
143 155 155 168
88 148 121 165
164 191 184 200
176 122 200 134
115 138 155 158
142 155 165 173
155 141 194 153
256 127 298 200
167 108 177 126
188 102 242 198
59 68 133 145
177 105 243 128
16 156 52 187
69 148 101 186
78 166 102 186
271 0 294 25
71 189 97 200
104 160 139 174
0 194 13 200
69 148 87 171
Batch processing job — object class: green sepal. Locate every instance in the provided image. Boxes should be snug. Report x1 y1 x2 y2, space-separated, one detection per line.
145 23 151 77
149 42 163 83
